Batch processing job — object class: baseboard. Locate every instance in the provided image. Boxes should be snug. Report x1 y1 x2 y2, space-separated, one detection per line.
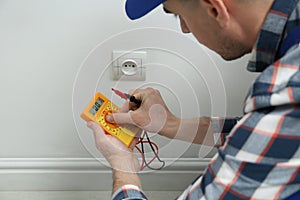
0 158 210 191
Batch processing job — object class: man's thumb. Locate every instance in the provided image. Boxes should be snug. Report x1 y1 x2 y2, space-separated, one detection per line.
87 121 98 130
87 121 105 140
106 112 133 125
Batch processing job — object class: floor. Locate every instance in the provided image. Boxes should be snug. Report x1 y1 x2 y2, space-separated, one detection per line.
0 191 183 200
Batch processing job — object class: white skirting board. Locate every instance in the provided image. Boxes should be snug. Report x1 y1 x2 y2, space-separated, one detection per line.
0 158 210 191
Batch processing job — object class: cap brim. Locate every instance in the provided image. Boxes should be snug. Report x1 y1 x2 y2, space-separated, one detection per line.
125 0 166 20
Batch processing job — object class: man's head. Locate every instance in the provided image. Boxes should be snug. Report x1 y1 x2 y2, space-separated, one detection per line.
125 0 274 60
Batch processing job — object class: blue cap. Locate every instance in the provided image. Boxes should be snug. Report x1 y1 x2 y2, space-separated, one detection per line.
125 0 167 20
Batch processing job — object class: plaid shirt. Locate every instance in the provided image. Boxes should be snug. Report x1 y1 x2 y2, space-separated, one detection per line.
112 0 300 199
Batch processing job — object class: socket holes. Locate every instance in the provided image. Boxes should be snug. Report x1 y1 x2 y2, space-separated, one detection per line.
121 59 138 76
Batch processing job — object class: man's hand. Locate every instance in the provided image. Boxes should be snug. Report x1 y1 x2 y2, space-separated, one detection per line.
106 87 214 146
87 121 140 173
87 122 143 193
106 87 180 138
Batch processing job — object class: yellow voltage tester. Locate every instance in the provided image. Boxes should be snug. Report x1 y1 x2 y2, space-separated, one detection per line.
81 92 141 147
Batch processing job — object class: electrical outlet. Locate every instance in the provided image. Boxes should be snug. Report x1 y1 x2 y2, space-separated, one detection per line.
112 51 146 81
121 59 138 76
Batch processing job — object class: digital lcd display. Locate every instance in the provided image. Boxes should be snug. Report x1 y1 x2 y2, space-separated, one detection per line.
89 97 104 115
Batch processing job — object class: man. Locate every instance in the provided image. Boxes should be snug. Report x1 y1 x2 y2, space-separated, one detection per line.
87 0 300 199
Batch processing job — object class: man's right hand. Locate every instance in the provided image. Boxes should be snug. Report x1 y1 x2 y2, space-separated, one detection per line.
106 87 180 138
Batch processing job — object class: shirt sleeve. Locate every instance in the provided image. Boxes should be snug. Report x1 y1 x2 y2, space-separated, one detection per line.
211 117 241 146
111 184 148 200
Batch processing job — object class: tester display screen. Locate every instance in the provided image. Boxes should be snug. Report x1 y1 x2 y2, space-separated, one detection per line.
89 97 104 115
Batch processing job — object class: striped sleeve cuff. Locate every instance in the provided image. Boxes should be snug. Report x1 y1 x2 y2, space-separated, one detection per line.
112 184 147 200
211 117 241 147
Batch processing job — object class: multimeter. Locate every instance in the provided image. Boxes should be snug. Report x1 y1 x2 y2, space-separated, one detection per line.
81 92 141 147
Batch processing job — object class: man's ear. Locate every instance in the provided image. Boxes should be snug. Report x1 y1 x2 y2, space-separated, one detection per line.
201 0 230 28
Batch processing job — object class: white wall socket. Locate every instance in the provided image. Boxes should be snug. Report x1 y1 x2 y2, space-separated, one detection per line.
112 51 147 81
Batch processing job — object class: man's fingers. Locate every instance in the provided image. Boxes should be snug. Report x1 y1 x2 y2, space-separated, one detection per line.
128 89 136 95
106 112 134 125
119 101 130 113
87 121 105 141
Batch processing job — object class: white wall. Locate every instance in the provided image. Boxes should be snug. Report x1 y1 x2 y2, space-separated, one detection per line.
0 0 257 190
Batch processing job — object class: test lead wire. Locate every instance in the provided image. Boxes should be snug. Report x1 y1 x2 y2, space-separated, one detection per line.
140 131 165 170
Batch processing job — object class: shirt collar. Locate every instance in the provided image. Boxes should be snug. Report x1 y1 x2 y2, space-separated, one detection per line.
247 0 298 72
